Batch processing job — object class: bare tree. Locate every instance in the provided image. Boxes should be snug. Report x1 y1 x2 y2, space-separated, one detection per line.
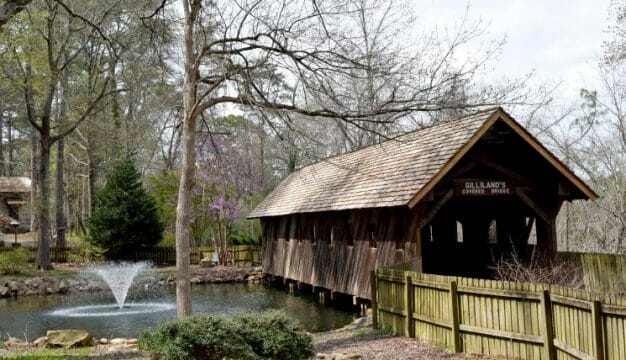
10 1 114 269
174 0 528 316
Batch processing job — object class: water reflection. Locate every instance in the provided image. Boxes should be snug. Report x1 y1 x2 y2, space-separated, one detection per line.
0 283 358 339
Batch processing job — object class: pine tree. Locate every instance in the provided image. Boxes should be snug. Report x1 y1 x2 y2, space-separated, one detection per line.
88 156 164 259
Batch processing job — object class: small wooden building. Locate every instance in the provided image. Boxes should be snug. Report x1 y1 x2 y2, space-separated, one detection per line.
0 177 31 232
249 108 596 299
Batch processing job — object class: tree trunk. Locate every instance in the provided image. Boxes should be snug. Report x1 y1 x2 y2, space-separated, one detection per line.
175 0 199 318
0 106 5 176
36 138 52 270
86 149 94 216
7 113 13 176
55 137 66 248
175 111 195 318
79 175 88 235
55 71 68 248
30 130 39 232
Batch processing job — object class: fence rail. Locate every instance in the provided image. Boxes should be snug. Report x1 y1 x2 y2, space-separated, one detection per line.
373 265 626 360
0 245 261 266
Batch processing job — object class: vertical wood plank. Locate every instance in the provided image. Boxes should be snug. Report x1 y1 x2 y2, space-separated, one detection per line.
591 300 605 360
450 280 461 353
540 289 556 360
404 275 414 338
371 270 378 329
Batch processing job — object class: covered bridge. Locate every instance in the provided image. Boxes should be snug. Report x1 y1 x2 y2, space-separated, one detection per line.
249 108 596 300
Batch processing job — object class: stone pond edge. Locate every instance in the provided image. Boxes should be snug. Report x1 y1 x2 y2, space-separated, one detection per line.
0 265 264 298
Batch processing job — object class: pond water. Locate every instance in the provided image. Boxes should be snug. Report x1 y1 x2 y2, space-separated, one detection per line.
0 283 359 339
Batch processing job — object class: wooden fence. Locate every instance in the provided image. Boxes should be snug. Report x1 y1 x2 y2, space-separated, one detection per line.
562 252 626 294
0 245 261 266
373 265 626 360
111 245 261 266
0 246 70 263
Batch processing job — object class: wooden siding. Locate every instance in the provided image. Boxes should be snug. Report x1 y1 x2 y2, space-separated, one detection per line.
261 207 420 299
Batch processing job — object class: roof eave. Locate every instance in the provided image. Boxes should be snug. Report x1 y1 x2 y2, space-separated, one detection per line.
406 108 597 208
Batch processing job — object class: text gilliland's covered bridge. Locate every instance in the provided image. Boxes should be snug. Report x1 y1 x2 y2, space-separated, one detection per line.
249 108 596 300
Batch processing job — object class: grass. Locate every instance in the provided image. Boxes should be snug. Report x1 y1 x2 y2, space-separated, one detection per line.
3 268 78 281
1 347 93 359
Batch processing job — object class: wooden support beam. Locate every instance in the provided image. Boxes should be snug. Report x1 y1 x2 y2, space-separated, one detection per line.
469 154 535 187
515 188 550 224
445 162 478 182
523 216 535 242
537 219 557 260
558 181 572 197
420 190 454 229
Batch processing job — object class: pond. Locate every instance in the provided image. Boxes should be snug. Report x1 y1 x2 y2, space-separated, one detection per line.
0 283 359 339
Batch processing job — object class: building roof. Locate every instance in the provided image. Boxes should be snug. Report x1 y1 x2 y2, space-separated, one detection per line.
0 177 31 193
0 214 19 226
249 108 596 218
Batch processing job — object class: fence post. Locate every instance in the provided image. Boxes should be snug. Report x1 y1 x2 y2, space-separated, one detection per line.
540 289 556 360
591 300 605 360
370 270 378 330
404 275 414 338
449 280 461 353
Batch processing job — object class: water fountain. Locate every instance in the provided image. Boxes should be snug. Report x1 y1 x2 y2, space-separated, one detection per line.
49 261 175 318
89 262 148 309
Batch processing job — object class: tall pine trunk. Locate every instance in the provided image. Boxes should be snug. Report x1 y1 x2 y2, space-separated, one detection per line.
55 72 68 248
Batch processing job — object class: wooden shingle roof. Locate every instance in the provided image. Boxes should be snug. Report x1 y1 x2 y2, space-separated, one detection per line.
249 108 596 218
0 177 31 193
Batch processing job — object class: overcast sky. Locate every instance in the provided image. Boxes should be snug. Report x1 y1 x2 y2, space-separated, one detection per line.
415 0 611 101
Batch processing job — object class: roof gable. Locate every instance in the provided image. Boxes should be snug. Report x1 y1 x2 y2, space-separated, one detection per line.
249 108 596 218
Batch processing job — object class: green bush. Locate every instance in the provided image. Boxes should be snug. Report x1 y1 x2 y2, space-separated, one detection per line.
67 243 105 264
139 314 256 360
231 310 314 360
138 311 314 360
0 248 31 275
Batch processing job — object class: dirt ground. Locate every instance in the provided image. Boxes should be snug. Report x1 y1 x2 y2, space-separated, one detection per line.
313 317 492 360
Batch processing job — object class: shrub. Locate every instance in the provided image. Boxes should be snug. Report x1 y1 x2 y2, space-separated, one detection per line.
139 314 256 360
87 155 164 260
491 248 584 288
230 310 314 360
139 311 314 360
0 247 31 275
67 243 105 263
